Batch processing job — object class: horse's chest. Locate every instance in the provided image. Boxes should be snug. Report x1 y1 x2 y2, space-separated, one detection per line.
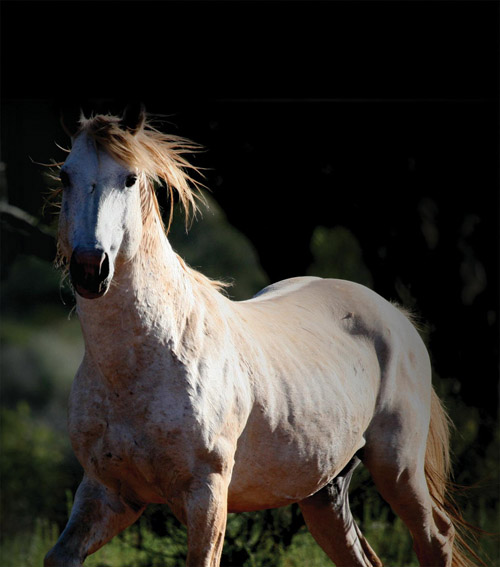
69 390 192 503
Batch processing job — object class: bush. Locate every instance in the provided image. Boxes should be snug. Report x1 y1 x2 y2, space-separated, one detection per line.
0 403 79 537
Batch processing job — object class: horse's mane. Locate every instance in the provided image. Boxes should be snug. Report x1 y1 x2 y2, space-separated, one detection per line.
61 113 228 293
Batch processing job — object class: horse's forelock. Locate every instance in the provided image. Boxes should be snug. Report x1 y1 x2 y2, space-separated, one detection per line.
79 113 205 232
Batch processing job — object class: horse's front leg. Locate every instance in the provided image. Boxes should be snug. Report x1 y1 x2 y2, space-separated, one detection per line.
183 471 230 567
44 475 145 567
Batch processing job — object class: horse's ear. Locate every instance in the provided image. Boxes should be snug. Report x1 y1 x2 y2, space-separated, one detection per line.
121 103 146 135
60 106 84 140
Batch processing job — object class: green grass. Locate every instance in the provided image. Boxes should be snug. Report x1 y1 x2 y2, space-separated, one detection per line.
0 507 425 567
1 460 498 567
0 518 59 567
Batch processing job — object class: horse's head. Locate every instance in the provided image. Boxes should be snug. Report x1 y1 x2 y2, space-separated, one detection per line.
58 105 146 299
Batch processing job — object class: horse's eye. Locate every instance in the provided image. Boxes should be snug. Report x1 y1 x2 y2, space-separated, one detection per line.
125 174 137 188
60 169 70 187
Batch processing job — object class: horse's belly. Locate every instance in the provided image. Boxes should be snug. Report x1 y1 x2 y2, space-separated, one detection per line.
228 433 364 512
227 397 369 511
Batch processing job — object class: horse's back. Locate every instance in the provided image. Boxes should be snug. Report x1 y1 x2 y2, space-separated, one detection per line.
253 276 432 420
250 275 323 300
239 276 430 417
248 276 426 364
245 276 422 351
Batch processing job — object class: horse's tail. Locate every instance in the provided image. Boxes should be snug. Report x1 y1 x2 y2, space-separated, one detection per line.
425 388 485 567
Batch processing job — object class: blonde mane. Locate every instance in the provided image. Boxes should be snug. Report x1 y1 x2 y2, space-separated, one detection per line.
79 113 203 229
61 113 227 292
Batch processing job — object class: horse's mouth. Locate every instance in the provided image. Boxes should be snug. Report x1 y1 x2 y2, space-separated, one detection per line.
70 248 111 300
73 280 110 299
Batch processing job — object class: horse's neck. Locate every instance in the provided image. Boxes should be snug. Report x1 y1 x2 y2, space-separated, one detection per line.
76 218 198 382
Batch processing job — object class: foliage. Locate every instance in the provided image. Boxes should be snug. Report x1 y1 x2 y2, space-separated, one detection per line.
0 403 78 537
168 195 269 300
307 225 373 288
0 518 59 567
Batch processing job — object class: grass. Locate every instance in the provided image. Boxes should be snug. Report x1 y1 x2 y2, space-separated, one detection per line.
0 518 59 567
0 506 420 567
1 467 498 567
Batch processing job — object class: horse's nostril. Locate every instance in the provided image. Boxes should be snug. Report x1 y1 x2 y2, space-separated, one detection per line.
100 254 109 279
70 248 110 299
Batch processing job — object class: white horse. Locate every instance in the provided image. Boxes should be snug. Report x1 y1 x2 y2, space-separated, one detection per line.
45 105 476 567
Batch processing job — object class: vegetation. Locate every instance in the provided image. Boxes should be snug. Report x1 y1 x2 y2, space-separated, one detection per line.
1 197 498 566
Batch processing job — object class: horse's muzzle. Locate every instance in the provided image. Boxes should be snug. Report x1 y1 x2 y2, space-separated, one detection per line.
70 247 110 299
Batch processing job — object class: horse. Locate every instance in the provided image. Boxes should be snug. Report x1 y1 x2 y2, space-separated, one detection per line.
44 105 477 567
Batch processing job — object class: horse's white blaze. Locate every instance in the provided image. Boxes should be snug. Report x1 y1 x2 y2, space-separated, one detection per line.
59 132 142 276
44 109 468 567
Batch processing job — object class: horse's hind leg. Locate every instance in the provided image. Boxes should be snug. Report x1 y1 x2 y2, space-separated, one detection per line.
299 456 383 567
363 410 454 567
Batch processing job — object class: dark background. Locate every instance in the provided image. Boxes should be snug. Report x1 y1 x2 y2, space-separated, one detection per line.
2 0 498 421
